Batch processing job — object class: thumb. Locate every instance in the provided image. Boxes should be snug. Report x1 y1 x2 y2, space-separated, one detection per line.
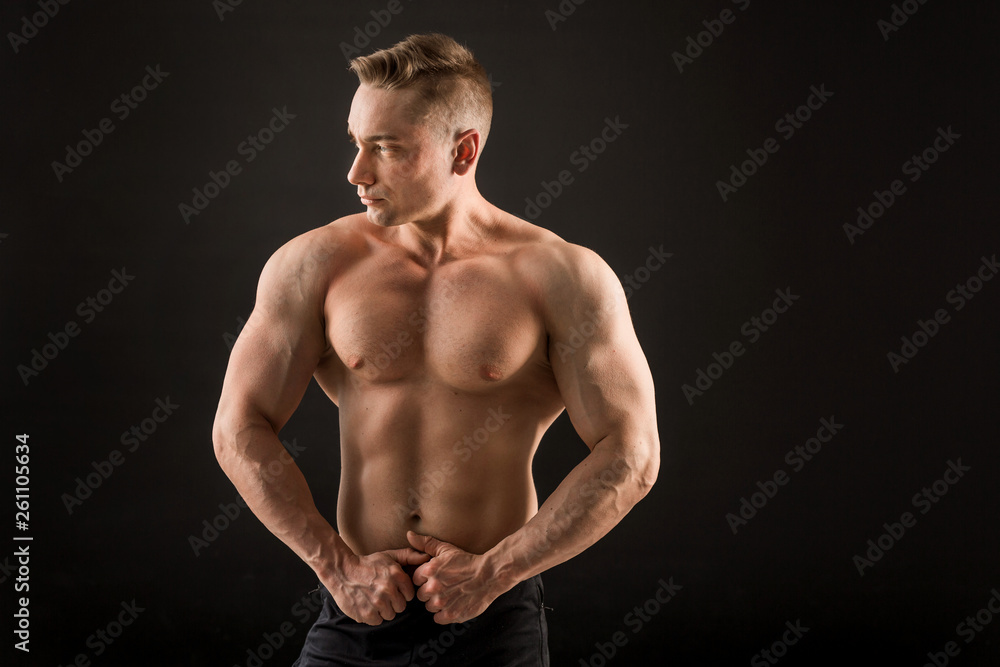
407 530 448 556
388 547 431 566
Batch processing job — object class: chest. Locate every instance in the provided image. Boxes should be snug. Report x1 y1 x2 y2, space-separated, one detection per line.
325 257 545 389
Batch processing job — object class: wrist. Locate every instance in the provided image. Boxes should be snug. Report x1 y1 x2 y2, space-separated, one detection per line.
308 532 355 584
481 537 526 595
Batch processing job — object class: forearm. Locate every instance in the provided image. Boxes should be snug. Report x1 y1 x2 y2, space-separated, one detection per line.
485 434 657 590
213 417 351 579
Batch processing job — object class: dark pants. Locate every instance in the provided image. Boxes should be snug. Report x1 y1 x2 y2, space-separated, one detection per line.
291 575 550 666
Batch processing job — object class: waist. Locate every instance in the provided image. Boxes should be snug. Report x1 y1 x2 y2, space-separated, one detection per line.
319 573 544 623
336 454 538 555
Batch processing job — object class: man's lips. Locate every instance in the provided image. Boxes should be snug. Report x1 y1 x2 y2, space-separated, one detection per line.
359 194 384 205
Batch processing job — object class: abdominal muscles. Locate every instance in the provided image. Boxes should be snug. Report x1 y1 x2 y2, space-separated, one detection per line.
333 379 559 556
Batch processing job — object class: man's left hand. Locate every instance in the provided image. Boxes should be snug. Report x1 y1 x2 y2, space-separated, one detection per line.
407 531 506 624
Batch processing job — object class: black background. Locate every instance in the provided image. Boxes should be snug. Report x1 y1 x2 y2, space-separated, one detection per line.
3 1 999 665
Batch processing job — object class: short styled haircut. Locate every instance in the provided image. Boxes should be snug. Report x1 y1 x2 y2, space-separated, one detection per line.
349 33 493 149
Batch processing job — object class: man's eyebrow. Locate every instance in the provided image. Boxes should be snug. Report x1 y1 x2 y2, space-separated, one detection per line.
346 129 401 143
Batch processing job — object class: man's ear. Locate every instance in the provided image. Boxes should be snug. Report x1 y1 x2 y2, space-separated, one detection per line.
452 129 481 175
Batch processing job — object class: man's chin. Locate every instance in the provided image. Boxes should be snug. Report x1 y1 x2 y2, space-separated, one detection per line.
364 207 407 228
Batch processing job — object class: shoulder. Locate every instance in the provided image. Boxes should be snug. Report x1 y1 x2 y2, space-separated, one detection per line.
255 214 369 304
503 220 624 322
266 214 367 268
498 215 608 278
260 215 367 283
503 218 618 295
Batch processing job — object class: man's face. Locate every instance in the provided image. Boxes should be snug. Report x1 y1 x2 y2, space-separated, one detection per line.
347 84 456 228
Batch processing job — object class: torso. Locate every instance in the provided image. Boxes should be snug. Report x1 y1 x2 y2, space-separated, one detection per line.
311 213 567 555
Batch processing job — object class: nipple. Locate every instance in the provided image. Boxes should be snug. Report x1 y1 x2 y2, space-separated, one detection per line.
479 364 503 381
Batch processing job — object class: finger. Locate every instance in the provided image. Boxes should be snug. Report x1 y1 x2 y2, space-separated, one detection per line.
407 530 447 557
391 567 416 601
436 606 473 625
412 562 431 587
378 583 407 616
389 547 432 566
375 597 398 623
406 530 429 553
415 582 431 602
434 609 457 625
361 609 383 626
389 591 407 615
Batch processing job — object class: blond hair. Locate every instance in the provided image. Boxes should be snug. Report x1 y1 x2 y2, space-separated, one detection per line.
349 33 493 148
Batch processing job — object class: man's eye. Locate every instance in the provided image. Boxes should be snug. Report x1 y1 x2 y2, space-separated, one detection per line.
378 145 393 153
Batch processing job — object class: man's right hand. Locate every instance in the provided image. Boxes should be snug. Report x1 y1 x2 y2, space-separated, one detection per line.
324 548 431 625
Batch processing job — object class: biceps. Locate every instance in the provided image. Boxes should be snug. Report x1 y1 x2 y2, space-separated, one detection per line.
219 310 325 432
551 321 655 448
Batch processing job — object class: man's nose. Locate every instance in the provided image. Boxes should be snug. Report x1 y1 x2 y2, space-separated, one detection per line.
348 150 374 186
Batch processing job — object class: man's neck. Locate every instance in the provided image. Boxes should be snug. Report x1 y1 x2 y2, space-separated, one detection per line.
394 190 497 265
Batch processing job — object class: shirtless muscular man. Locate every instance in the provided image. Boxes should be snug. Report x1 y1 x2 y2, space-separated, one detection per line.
213 33 659 666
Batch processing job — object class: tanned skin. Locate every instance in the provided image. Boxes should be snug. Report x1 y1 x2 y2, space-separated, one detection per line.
213 83 659 626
